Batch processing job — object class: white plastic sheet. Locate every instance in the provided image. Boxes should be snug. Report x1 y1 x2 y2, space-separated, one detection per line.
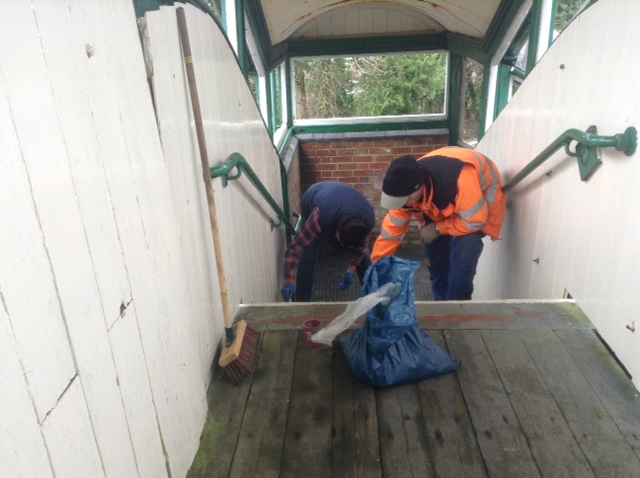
310 282 402 346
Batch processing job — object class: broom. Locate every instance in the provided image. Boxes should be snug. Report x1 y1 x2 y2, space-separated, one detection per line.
176 7 260 385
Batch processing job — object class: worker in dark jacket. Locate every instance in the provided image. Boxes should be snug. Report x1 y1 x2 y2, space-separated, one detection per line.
282 182 375 302
372 147 507 300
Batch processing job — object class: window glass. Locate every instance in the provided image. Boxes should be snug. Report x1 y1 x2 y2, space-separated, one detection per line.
553 0 588 39
247 73 257 101
462 59 483 145
511 76 522 96
274 64 283 127
292 52 447 121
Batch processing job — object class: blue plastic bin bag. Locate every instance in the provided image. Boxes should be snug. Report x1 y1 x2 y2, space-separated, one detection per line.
338 256 460 388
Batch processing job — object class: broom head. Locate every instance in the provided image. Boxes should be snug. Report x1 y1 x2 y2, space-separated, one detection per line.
219 320 261 385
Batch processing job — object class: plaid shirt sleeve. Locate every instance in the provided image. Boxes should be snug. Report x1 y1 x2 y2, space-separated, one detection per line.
349 233 370 269
283 206 322 281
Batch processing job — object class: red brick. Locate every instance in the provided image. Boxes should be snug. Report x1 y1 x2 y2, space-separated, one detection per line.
331 156 353 163
353 169 371 177
315 149 335 156
333 147 357 156
368 147 394 155
391 146 415 155
368 161 388 170
327 141 354 149
334 169 353 177
316 163 337 171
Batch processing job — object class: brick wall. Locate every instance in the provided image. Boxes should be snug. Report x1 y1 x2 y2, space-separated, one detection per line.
297 134 449 243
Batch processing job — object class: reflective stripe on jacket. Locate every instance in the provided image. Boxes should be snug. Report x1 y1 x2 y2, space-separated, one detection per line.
371 147 506 262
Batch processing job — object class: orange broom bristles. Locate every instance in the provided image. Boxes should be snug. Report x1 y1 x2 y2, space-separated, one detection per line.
219 320 261 385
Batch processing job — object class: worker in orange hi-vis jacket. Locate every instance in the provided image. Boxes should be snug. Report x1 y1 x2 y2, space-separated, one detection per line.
371 147 507 300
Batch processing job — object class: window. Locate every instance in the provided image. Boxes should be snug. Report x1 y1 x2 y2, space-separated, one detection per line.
273 64 283 128
462 59 483 146
272 63 288 147
246 54 258 102
552 0 590 40
292 52 448 124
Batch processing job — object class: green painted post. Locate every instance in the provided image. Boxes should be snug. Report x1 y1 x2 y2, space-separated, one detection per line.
495 63 512 118
527 0 543 73
235 0 246 76
549 0 559 46
268 70 276 136
285 59 293 129
447 53 463 145
221 0 228 33
264 72 275 138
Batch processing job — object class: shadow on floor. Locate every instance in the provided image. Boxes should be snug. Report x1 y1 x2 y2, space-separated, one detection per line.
311 243 434 302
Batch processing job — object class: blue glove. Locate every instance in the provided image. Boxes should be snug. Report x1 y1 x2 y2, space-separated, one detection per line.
281 283 295 302
338 271 355 290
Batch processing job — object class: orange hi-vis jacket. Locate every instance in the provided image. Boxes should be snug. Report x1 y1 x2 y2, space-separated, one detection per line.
371 147 507 262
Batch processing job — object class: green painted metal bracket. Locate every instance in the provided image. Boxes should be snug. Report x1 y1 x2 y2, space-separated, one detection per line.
210 152 297 235
502 126 637 193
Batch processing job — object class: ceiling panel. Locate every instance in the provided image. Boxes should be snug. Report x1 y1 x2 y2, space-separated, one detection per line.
260 0 503 45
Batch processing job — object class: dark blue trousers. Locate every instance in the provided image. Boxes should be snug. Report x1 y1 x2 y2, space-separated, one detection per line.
295 241 371 302
422 232 485 301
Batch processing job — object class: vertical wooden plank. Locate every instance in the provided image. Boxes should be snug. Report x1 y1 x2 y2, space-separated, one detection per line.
281 333 334 478
109 311 169 478
230 331 297 478
555 328 640 460
42 380 105 478
145 4 221 390
417 331 486 477
474 0 640 388
330 10 347 36
483 329 594 477
28 5 170 471
30 0 132 331
89 3 208 476
183 4 285 308
0 48 75 422
143 5 220 386
376 383 434 478
359 6 374 32
332 344 382 478
445 330 541 477
0 304 54 478
4 2 138 476
65 3 189 472
522 329 640 476
147 2 287 317
600 4 640 385
385 9 402 32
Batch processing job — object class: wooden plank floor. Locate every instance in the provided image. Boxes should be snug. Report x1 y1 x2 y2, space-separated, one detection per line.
188 302 640 478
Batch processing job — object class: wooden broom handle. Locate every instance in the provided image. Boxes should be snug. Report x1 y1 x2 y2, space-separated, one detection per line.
177 7 233 328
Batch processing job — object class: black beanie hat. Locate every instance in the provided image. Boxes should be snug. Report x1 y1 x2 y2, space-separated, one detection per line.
338 217 370 247
381 155 423 209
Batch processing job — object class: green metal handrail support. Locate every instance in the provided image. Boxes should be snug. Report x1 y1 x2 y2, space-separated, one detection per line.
502 126 637 193
210 152 297 236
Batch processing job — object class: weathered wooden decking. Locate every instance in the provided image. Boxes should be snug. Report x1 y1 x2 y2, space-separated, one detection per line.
188 301 640 478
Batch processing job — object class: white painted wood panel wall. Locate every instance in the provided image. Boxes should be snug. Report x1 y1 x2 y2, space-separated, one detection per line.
475 0 640 389
1 2 285 477
142 4 285 315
